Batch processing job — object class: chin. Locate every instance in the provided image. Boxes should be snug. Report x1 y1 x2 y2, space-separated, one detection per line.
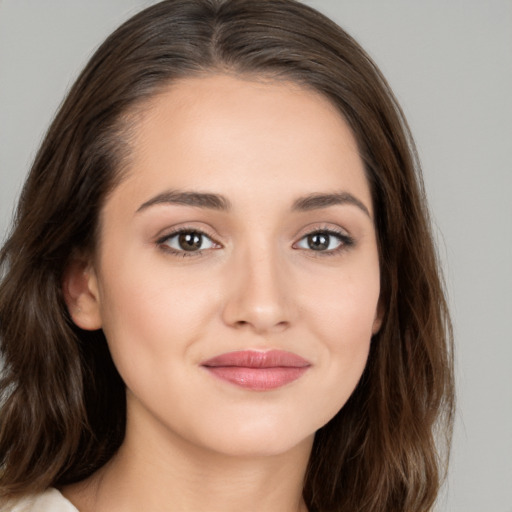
202 430 314 459
180 409 321 460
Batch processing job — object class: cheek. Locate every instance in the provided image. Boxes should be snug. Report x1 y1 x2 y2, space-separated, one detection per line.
99 241 215 331
307 260 380 347
299 259 379 418
95 255 219 387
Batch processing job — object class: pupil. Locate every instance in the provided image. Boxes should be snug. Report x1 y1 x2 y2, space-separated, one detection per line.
178 232 202 251
308 233 329 251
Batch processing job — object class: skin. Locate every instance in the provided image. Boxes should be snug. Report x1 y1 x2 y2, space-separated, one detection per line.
63 74 382 512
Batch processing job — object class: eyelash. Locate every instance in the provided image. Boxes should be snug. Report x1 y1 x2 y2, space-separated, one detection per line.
156 227 354 258
294 228 355 257
156 228 220 258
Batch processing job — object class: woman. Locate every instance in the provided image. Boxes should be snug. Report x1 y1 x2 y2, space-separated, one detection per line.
0 1 454 511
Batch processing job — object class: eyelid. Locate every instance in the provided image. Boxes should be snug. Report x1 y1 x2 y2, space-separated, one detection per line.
155 225 223 257
154 222 221 243
292 225 355 255
293 222 351 241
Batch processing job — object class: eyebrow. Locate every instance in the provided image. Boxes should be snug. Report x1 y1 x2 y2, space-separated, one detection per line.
137 190 232 212
136 189 371 217
292 192 371 218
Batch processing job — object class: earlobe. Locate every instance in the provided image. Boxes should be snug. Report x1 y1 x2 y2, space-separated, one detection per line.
371 300 385 335
62 258 102 330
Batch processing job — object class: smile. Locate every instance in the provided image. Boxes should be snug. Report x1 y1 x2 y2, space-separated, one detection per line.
200 350 311 391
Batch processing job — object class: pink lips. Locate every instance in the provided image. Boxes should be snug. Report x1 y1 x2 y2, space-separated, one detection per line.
201 350 310 391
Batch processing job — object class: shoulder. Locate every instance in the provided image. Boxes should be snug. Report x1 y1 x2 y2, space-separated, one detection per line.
0 488 79 512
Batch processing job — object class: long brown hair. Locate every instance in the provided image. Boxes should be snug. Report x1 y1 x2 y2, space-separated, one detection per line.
0 1 454 510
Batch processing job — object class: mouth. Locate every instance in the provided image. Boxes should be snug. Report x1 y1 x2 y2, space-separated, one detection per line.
200 350 311 391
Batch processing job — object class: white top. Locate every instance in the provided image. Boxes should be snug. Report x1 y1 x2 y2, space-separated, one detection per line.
0 488 78 512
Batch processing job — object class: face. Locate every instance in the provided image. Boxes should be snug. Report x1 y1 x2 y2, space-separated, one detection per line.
69 74 382 458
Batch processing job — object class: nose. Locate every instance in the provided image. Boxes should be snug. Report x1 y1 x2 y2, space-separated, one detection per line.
221 245 293 334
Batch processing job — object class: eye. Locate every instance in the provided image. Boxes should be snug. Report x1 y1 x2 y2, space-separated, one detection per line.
159 230 218 253
294 230 352 253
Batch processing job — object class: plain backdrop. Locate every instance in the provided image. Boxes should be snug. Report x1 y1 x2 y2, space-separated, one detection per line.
1 1 511 511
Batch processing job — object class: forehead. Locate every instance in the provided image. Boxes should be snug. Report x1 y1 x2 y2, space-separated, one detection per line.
109 73 372 215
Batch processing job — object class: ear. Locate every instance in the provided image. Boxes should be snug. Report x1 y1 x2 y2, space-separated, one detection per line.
62 257 102 330
371 298 385 335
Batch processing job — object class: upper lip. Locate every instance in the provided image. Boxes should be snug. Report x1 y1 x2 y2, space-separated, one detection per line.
201 350 310 368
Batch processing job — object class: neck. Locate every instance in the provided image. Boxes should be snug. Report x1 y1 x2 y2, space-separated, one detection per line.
62 401 313 512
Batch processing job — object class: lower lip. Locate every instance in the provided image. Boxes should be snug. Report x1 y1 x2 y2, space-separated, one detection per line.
204 366 308 391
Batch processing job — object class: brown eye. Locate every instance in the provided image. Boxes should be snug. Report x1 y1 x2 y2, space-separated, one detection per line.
178 232 203 251
307 233 330 251
295 230 353 253
161 230 216 253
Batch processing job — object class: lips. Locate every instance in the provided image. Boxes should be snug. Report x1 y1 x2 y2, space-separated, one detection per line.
201 350 310 391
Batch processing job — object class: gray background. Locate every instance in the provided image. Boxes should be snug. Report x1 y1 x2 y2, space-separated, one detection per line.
1 1 511 511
